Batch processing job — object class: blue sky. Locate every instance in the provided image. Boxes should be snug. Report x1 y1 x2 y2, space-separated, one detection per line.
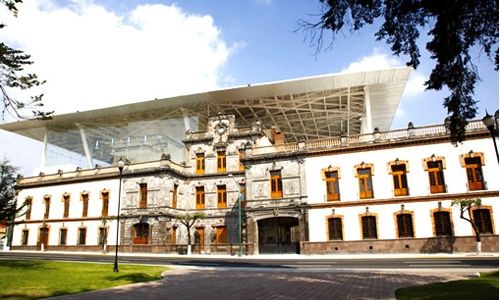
0 0 498 175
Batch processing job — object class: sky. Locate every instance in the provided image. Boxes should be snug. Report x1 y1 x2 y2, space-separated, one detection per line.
0 0 498 175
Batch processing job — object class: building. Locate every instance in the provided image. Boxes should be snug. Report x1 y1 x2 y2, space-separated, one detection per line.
2 67 498 254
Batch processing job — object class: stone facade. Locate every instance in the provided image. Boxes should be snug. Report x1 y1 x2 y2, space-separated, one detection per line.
8 115 500 255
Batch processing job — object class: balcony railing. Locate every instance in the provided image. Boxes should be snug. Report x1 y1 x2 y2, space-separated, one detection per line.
251 120 487 156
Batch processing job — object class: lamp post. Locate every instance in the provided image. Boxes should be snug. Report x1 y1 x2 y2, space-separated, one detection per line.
228 174 243 257
482 110 499 163
113 158 125 272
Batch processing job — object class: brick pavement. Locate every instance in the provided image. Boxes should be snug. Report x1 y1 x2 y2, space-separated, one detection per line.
45 268 477 300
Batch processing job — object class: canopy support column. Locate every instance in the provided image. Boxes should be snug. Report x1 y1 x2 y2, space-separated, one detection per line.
77 124 93 168
363 86 373 133
40 131 48 171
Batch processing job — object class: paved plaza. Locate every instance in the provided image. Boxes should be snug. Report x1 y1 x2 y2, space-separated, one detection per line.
46 267 478 300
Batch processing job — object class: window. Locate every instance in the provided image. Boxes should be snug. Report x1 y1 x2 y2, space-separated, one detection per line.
59 228 67 245
396 213 414 238
465 157 485 190
171 227 177 245
427 160 446 193
217 185 227 209
22 230 29 245
325 171 340 201
98 227 107 245
196 153 205 174
391 164 409 196
433 211 452 236
101 191 109 217
327 217 343 240
139 183 147 208
217 151 226 173
238 148 246 171
270 170 283 198
43 196 51 219
361 216 378 239
63 194 70 218
133 223 149 244
82 193 89 218
25 198 32 220
172 184 178 209
357 168 374 199
78 228 87 245
473 209 493 234
215 226 228 244
196 186 205 209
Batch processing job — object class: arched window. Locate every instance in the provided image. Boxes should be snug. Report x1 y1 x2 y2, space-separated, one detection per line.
396 213 414 238
473 208 493 234
133 223 149 244
327 217 343 240
433 211 452 236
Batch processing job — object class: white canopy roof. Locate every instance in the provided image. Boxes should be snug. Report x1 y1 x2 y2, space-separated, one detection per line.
0 67 412 145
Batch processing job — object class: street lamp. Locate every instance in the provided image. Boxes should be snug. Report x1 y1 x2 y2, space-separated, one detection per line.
228 174 243 257
482 110 499 162
113 158 125 272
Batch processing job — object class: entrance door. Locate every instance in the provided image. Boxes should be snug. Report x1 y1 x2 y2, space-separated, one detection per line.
195 227 205 252
38 227 49 251
258 217 300 254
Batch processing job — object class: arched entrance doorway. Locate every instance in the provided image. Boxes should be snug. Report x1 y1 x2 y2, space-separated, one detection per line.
258 217 300 254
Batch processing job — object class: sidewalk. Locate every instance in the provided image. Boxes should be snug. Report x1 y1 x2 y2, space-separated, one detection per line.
45 266 483 300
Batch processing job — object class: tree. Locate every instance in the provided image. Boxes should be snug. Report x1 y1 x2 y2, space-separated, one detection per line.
301 0 498 145
1 0 52 119
175 212 205 254
0 158 23 248
0 158 20 222
451 198 482 254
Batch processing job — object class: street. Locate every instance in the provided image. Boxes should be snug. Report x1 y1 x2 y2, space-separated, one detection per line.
0 251 497 271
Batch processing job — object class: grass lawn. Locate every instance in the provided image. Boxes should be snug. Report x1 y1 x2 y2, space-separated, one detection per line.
395 270 499 300
0 259 168 300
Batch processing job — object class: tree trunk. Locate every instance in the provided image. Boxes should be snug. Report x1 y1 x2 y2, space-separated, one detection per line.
476 241 482 255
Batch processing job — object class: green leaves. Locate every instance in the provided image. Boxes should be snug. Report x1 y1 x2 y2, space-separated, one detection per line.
0 1 53 120
304 0 499 144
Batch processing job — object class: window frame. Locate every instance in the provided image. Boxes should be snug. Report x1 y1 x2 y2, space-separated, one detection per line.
59 228 67 245
21 229 29 245
43 195 51 219
172 184 178 209
270 170 283 199
196 186 205 209
215 226 228 244
464 157 485 191
326 216 344 241
472 207 494 234
395 212 415 238
217 151 226 173
62 194 70 218
139 183 148 209
360 214 378 240
389 162 409 196
81 192 89 218
78 227 87 245
196 153 205 175
356 167 374 199
101 190 110 216
431 208 454 237
217 185 227 209
24 197 32 220
133 222 149 244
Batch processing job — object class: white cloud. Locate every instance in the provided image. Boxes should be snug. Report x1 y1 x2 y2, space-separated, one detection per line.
402 72 427 98
341 49 400 73
342 49 427 98
0 0 234 114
